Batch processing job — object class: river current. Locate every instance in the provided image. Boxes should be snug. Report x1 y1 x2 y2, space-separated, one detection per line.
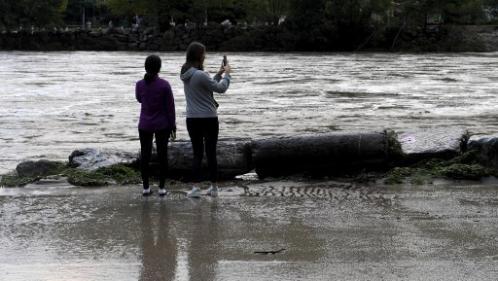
1 51 498 173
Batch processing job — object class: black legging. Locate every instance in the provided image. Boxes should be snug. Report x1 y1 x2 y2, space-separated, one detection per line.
139 129 171 189
186 117 219 183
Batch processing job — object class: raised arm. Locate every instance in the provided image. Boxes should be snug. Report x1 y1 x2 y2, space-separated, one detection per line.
201 71 231 94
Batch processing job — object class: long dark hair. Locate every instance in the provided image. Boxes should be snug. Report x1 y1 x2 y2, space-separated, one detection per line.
144 55 161 84
181 42 206 74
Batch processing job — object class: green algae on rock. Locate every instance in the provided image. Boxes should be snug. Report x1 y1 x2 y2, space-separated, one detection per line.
1 161 141 188
65 164 141 187
65 169 110 187
437 164 491 180
0 173 40 187
384 151 496 185
95 164 141 185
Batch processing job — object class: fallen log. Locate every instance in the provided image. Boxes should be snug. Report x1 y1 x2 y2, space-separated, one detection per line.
251 131 396 178
146 139 253 180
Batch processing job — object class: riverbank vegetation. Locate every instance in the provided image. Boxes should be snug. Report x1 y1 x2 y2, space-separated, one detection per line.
1 151 496 188
384 151 496 185
0 161 141 187
1 1 498 51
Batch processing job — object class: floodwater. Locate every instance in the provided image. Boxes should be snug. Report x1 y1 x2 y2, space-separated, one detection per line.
2 52 498 173
1 180 498 280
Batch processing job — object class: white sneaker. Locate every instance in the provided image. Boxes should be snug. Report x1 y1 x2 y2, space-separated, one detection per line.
142 188 153 197
158 188 168 197
187 186 202 198
206 185 219 197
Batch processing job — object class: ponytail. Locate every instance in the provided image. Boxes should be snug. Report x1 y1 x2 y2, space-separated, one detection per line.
144 73 155 83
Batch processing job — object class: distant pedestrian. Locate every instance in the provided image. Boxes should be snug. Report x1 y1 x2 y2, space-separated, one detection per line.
136 55 176 197
180 42 231 198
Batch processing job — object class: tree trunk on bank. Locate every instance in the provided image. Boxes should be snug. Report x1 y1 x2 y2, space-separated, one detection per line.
251 132 393 178
81 8 86 30
147 139 253 181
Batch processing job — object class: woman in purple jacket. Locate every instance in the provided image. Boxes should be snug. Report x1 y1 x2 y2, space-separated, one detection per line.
136 55 176 197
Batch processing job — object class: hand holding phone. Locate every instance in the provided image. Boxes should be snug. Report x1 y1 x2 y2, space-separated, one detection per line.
218 55 230 76
221 55 231 75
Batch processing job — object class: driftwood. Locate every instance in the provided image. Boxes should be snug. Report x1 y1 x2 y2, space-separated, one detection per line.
147 139 252 180
254 248 286 255
251 132 392 178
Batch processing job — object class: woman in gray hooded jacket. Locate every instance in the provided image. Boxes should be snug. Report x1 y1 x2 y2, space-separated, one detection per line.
180 41 231 198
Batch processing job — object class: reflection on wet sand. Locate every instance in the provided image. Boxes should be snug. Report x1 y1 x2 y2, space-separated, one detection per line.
138 199 222 281
136 193 330 280
139 203 177 281
187 202 220 281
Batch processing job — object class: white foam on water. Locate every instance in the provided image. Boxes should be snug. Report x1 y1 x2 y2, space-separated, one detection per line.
2 51 498 173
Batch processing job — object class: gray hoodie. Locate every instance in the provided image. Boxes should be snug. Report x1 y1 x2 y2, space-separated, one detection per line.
180 67 231 118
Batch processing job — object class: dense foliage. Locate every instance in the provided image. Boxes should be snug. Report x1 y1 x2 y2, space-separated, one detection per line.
0 0 497 51
1 0 497 30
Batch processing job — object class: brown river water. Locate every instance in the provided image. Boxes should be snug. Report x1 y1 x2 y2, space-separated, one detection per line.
1 52 498 173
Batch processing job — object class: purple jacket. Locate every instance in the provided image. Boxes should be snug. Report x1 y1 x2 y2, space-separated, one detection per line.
135 76 176 132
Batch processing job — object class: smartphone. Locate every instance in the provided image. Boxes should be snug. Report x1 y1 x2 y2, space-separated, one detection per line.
223 55 228 66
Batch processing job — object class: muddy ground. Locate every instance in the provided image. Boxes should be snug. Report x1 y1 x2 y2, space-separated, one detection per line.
1 178 497 281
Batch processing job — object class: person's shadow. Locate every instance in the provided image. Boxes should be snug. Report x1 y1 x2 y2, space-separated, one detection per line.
139 202 177 281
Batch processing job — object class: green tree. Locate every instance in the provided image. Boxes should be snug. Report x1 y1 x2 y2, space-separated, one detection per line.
483 0 498 21
64 0 107 27
104 0 148 16
0 0 66 28
443 0 486 24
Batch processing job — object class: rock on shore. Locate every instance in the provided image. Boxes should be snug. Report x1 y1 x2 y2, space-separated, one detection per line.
468 134 498 169
398 128 468 164
16 160 66 178
69 148 138 170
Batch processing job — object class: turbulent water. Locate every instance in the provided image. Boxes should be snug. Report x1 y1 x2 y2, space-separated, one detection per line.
2 51 498 173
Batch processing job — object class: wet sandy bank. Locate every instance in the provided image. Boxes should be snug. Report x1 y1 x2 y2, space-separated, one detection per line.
1 179 497 281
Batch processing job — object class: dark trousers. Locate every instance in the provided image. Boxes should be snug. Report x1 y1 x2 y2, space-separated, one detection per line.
139 129 171 189
186 117 219 183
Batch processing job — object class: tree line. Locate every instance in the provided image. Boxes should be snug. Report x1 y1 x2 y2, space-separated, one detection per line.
1 0 497 30
1 0 498 51
0 0 289 29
